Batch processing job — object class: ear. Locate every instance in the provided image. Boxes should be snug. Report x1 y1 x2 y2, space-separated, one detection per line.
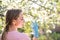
12 20 16 26
12 19 19 26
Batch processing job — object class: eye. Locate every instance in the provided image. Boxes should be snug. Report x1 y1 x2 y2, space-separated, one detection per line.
21 17 24 20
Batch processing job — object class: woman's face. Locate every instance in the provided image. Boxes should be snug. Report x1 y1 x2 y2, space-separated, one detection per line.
15 13 24 28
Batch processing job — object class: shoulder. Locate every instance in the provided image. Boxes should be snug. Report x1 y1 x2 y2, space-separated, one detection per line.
7 31 31 40
18 33 31 40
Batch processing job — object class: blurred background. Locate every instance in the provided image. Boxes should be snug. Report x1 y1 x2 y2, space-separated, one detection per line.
0 0 60 40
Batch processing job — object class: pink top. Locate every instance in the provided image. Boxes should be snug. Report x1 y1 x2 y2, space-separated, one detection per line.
6 31 30 40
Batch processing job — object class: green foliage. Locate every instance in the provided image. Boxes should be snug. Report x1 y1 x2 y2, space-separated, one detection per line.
24 21 32 33
51 32 60 40
0 0 60 40
39 35 47 40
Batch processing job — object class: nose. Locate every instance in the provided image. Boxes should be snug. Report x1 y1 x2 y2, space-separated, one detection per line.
23 17 25 22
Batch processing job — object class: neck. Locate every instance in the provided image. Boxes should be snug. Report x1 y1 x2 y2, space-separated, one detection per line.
9 25 17 32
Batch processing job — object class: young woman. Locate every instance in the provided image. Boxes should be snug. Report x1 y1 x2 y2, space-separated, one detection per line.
1 9 38 40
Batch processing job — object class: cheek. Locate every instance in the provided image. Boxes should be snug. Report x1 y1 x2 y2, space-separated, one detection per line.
19 20 24 25
17 20 24 27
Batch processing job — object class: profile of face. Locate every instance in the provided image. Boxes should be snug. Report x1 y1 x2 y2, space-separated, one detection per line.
12 13 24 28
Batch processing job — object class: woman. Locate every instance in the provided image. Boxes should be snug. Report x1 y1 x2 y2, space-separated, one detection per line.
1 9 38 40
1 9 37 40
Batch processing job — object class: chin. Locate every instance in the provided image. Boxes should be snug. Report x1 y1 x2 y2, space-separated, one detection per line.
18 25 23 28
17 24 24 28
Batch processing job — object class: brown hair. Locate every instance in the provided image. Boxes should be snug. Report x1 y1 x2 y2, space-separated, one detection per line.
1 9 22 40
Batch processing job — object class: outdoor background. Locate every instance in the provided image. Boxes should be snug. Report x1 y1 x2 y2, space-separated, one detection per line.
0 0 60 40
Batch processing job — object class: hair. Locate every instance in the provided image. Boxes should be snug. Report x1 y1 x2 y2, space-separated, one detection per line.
1 9 22 40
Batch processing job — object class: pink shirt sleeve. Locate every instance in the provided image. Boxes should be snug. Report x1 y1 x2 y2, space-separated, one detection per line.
6 31 31 40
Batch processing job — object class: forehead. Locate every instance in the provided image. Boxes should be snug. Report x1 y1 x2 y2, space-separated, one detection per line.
19 12 23 17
